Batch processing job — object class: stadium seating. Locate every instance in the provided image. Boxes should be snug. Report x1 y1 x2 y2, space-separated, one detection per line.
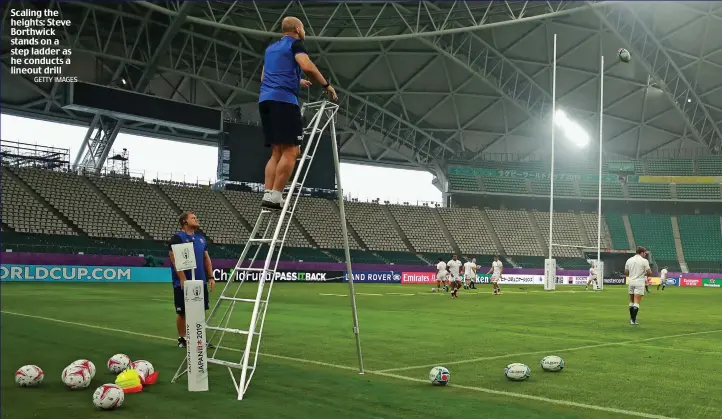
436 207 498 256
533 211 584 258
485 209 543 257
579 181 624 198
676 184 722 200
604 213 630 250
1 167 75 236
482 178 529 194
627 214 677 261
448 174 479 192
529 180 576 196
387 205 453 253
627 183 672 199
159 182 248 245
295 196 362 250
343 202 408 251
698 156 722 175
90 175 178 240
580 212 611 249
4 166 722 272
676 215 722 273
13 167 142 239
646 159 694 175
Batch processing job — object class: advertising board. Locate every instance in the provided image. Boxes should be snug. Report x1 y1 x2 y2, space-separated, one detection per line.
0 264 167 282
344 271 401 283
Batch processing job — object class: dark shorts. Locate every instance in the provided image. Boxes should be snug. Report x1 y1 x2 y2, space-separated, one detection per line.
173 284 209 316
259 100 303 147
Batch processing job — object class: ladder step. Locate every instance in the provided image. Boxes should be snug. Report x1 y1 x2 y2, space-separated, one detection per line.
206 326 261 335
219 296 268 304
248 238 273 244
207 358 255 370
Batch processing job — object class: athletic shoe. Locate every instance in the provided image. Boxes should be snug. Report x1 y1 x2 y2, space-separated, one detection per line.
177 337 187 348
633 321 640 325
261 198 282 210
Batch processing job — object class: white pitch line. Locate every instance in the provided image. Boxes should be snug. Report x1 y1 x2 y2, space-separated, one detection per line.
0 310 681 419
356 293 383 296
377 328 722 373
319 293 347 297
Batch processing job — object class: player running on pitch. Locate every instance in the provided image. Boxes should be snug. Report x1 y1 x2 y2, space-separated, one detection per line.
487 254 503 295
434 258 449 293
448 254 463 298
657 266 668 290
625 246 652 325
585 262 599 291
463 257 478 290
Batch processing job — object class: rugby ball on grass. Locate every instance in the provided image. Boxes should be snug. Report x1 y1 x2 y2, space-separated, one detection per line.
504 363 531 381
92 383 125 410
15 365 44 387
62 365 92 390
540 355 565 372
70 359 97 380
428 366 450 386
107 354 131 374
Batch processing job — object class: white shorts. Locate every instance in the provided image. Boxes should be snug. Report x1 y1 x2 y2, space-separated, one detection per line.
464 275 475 281
491 274 500 283
436 273 447 281
628 285 645 296
450 274 461 282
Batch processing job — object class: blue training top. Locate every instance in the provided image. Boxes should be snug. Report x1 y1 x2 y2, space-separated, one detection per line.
168 230 208 287
259 36 308 105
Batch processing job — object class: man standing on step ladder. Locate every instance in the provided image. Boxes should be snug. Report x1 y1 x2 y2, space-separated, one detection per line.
259 16 338 210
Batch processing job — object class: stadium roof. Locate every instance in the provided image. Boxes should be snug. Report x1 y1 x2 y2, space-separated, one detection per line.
3 1 722 173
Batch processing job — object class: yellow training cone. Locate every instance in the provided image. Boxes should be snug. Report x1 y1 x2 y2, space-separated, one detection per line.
115 369 142 394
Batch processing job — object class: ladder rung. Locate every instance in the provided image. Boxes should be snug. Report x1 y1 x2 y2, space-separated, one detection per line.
206 326 261 335
219 296 268 304
207 358 255 370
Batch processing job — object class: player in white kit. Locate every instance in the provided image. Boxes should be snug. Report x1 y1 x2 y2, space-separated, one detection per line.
434 258 449 293
463 258 478 290
486 255 503 295
448 254 463 298
657 266 668 291
625 246 652 325
585 262 598 291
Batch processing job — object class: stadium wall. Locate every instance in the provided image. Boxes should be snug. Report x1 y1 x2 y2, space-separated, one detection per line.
1 252 719 279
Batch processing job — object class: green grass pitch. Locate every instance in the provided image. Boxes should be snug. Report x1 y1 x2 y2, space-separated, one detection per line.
2 283 721 419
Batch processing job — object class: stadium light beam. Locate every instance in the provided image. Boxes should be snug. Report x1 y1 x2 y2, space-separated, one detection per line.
555 110 589 148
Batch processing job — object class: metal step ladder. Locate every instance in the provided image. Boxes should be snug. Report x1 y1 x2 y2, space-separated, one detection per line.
172 100 364 400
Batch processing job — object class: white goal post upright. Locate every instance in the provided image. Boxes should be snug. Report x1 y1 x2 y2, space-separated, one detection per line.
597 54 605 290
544 33 558 292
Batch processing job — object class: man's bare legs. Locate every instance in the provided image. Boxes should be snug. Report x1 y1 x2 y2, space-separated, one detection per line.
263 144 300 208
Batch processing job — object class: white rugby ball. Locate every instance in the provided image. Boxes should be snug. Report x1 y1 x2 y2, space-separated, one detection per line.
540 355 565 372
15 365 44 387
62 365 92 389
618 48 631 63
504 363 531 381
71 359 97 380
107 354 131 374
131 360 155 380
428 366 450 386
92 383 125 410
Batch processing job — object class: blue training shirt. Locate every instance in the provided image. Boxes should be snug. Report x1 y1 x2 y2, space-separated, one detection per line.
259 36 307 105
168 230 208 287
